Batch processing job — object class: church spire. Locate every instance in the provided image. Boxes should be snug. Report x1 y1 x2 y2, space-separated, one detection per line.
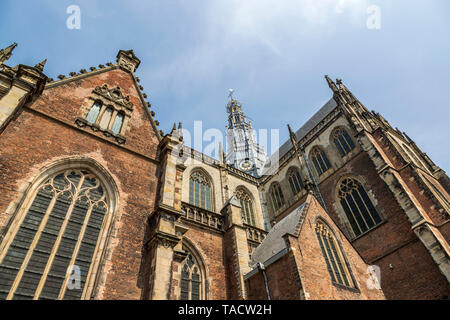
225 90 267 177
0 42 18 65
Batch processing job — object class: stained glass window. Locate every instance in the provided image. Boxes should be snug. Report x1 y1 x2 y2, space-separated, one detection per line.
311 147 331 176
189 170 213 211
236 188 255 226
270 183 285 212
315 220 354 288
179 253 202 300
0 169 109 300
338 178 382 237
332 128 355 157
288 168 304 195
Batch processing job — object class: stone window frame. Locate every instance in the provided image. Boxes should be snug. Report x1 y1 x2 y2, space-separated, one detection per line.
188 168 215 212
313 217 359 292
75 84 134 145
269 182 285 212
235 186 256 227
334 175 385 240
330 126 356 158
286 166 304 196
0 158 119 300
309 146 332 177
174 241 207 300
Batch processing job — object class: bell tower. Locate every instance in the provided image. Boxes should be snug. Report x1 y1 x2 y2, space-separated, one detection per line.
225 90 267 177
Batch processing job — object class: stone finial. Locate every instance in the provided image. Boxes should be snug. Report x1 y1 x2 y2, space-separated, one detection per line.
170 123 177 135
287 124 295 140
116 49 141 73
34 59 47 72
324 75 339 93
0 42 18 65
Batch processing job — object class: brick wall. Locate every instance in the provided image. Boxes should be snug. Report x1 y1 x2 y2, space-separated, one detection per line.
246 196 385 300
0 68 160 299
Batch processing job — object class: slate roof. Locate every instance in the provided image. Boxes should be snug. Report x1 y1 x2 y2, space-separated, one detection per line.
260 97 337 176
250 203 306 266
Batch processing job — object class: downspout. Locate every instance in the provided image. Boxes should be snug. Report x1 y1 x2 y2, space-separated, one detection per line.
257 262 271 300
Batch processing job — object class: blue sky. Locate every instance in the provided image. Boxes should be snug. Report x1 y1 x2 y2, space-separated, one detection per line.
1 0 449 172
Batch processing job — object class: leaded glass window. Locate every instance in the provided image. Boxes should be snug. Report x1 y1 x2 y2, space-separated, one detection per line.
338 178 382 237
236 188 256 226
311 147 331 176
287 168 304 195
179 253 202 300
315 220 354 288
0 169 109 300
332 128 355 157
189 170 213 211
270 183 285 212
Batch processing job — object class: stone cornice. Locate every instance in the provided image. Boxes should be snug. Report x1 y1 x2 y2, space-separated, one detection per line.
145 231 180 250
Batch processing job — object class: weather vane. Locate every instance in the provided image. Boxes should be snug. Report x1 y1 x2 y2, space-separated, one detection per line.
228 89 234 100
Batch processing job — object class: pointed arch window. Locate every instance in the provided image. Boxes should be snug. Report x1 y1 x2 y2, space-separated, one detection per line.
236 188 256 226
189 170 213 211
338 178 382 237
85 101 102 124
315 220 355 288
332 128 355 157
287 168 304 195
269 183 285 212
310 147 331 176
0 169 110 300
180 253 203 300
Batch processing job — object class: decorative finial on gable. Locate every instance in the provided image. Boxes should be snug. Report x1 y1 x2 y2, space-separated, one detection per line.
324 75 339 93
116 49 141 73
34 59 47 72
0 42 18 65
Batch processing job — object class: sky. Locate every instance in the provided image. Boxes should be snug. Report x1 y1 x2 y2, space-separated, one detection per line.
1 0 449 172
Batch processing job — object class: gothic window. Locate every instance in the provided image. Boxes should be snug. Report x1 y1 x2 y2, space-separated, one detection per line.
180 253 202 300
236 188 256 226
310 147 331 176
332 128 355 157
99 107 113 130
0 169 110 300
189 170 213 211
111 112 124 135
85 101 101 124
338 178 382 237
287 168 304 195
315 220 355 288
269 183 285 212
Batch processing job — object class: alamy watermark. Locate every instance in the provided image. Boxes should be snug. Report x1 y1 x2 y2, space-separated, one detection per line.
66 5 81 30
66 264 81 290
366 5 381 30
366 265 381 289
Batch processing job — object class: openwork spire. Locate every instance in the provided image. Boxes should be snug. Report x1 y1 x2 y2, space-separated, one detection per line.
0 42 18 65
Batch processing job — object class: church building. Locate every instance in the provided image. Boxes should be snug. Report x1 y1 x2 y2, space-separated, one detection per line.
0 44 448 300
